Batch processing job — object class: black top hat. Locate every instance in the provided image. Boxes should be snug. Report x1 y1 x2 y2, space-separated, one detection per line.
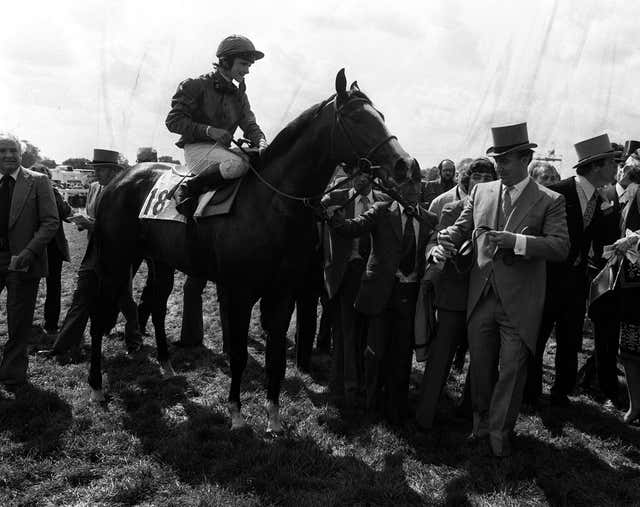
486 123 537 157
87 149 123 168
617 140 640 162
573 134 622 168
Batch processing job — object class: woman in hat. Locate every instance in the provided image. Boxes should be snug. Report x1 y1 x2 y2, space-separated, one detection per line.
166 34 267 217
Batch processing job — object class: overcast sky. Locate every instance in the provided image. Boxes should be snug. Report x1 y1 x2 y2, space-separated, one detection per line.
2 0 638 174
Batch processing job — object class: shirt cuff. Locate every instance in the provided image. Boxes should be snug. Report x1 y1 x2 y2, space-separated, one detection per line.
514 234 527 256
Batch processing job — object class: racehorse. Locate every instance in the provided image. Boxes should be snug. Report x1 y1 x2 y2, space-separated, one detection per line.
89 69 419 432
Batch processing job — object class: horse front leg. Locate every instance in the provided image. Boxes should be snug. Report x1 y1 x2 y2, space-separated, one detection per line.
150 261 176 378
219 286 252 430
260 290 295 433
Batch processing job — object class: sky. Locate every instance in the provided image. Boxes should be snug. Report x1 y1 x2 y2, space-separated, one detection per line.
1 0 639 175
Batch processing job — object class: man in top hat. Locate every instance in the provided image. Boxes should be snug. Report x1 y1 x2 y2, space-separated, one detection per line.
524 134 621 407
0 131 59 390
435 122 569 456
330 163 438 424
577 140 640 404
50 149 142 357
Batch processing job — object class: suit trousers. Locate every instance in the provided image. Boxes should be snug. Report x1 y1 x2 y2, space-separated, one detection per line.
526 268 587 400
44 242 64 332
331 259 367 397
0 252 40 385
179 276 207 346
587 291 622 398
366 280 419 424
416 308 467 429
468 286 529 453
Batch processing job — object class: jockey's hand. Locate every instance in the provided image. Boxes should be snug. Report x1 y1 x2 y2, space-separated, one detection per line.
437 229 456 253
206 127 232 146
430 245 453 263
11 249 34 270
487 230 516 250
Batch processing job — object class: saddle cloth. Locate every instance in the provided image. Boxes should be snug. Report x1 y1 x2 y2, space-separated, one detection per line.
138 167 241 223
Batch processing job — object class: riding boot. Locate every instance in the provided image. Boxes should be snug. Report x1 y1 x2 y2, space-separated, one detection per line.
175 162 225 218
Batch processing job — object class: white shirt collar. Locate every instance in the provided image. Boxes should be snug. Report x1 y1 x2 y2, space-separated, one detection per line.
457 184 467 199
616 182 626 198
0 167 20 181
575 175 596 200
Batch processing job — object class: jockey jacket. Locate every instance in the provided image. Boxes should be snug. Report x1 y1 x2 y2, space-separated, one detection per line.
165 70 265 149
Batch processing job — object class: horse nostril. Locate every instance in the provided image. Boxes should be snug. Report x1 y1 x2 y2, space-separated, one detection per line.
393 158 408 182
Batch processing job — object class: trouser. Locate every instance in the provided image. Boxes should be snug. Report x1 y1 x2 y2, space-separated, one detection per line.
43 242 64 332
180 276 207 346
468 286 529 454
416 308 467 429
586 291 622 398
331 259 367 397
0 251 40 385
365 280 419 424
526 269 587 400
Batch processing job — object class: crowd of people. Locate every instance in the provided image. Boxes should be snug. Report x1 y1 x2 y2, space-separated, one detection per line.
2 34 640 460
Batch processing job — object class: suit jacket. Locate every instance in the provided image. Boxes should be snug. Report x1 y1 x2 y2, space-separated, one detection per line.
546 177 619 292
425 198 469 311
80 182 103 271
428 185 465 221
334 201 438 315
444 179 569 352
6 167 59 278
52 187 72 262
321 188 388 299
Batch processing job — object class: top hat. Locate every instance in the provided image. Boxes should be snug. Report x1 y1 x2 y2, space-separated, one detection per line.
136 146 158 163
486 122 537 157
617 140 640 162
573 134 622 168
87 149 123 168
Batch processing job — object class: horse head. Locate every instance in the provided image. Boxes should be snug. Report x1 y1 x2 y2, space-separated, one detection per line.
332 68 419 190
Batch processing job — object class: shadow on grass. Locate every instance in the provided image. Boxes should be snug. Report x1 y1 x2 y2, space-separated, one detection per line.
0 384 72 456
113 371 422 505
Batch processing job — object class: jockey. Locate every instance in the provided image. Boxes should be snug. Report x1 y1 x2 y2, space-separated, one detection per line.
166 34 267 217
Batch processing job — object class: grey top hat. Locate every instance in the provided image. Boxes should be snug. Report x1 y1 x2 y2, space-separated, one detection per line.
486 122 537 157
573 134 622 168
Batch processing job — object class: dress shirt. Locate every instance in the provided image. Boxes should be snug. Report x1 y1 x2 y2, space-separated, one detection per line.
349 190 374 261
396 203 420 282
0 167 20 182
617 182 629 203
503 176 530 256
575 175 596 214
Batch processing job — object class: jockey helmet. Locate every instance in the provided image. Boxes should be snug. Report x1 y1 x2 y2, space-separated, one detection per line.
216 35 264 62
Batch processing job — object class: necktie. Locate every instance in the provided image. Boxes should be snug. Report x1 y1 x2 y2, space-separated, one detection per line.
502 185 514 222
399 210 416 276
358 196 371 257
0 176 15 236
583 193 597 229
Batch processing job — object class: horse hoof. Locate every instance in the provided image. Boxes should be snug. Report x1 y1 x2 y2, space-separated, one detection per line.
90 389 105 404
228 402 246 430
161 361 176 379
264 401 283 434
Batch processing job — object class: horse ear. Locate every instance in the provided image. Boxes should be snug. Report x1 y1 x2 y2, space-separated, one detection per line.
335 68 347 101
350 81 360 91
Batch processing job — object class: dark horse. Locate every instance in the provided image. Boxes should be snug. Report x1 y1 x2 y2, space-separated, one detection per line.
89 70 418 431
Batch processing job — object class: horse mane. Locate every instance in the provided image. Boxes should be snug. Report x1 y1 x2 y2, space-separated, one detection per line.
260 95 336 167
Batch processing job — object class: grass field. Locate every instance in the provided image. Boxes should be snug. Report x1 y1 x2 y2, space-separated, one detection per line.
1 223 640 506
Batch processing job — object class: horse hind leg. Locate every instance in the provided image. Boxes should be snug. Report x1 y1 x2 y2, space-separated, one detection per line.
260 292 294 433
219 286 252 430
149 261 176 378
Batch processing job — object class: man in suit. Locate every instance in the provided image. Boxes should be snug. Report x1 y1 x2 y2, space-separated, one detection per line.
436 123 569 456
0 132 59 389
416 157 496 430
421 159 457 208
322 173 388 406
331 165 438 424
428 160 475 221
51 149 142 357
580 141 640 405
30 164 73 334
524 134 621 407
